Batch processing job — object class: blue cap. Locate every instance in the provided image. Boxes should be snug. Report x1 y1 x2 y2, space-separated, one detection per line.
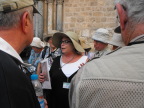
31 74 38 80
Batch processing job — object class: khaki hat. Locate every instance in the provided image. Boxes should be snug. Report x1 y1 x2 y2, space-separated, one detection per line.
0 0 39 14
92 28 110 44
52 31 85 53
30 37 45 48
108 33 125 47
43 30 59 42
79 37 91 52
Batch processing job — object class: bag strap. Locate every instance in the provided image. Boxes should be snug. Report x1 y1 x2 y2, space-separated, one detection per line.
42 46 48 59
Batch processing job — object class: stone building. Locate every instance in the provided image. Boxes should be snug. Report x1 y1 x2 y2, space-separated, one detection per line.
34 0 118 46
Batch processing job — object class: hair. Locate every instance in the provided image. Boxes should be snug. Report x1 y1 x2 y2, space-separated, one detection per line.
0 6 33 30
115 0 144 25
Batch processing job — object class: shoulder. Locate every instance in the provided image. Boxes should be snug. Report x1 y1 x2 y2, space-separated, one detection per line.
53 55 61 62
0 50 17 65
75 55 88 64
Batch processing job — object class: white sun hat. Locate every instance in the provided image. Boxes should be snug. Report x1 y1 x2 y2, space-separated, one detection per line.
92 28 110 44
30 37 45 48
108 33 125 47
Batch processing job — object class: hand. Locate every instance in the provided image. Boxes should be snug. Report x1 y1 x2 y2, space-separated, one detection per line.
78 63 85 69
44 99 48 108
78 58 89 69
38 73 45 83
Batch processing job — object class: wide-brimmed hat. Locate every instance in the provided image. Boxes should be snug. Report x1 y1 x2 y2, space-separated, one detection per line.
108 33 125 47
79 37 91 52
0 0 40 14
43 30 59 42
30 37 45 48
92 28 110 44
52 31 85 52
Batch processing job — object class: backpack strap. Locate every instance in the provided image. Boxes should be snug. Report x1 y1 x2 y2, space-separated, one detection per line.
42 46 48 59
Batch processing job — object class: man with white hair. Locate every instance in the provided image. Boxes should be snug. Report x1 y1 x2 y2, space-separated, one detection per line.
69 0 144 108
0 0 47 108
91 28 111 59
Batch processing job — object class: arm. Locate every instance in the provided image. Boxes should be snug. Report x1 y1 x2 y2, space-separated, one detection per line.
36 63 42 75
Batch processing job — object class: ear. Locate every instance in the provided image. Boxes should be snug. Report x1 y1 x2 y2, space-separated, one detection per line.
21 12 31 34
116 4 128 32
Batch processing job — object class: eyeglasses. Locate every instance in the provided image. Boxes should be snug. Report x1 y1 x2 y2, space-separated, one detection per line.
60 40 72 44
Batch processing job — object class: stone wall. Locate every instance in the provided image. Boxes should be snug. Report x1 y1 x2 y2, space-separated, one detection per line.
63 0 117 38
34 0 118 50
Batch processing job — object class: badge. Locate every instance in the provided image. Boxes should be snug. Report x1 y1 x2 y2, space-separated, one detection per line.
63 82 71 89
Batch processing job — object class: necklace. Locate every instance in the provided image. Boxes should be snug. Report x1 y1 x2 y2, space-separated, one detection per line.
59 55 75 70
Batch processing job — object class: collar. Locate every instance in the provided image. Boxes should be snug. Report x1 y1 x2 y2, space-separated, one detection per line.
128 34 144 46
0 37 23 63
130 34 144 43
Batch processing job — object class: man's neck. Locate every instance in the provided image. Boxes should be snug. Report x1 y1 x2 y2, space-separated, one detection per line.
125 24 144 45
0 28 26 54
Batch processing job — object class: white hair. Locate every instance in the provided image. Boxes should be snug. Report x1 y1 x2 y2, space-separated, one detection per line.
0 6 33 30
115 0 144 25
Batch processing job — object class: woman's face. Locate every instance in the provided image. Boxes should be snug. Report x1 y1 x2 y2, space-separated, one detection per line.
60 37 74 54
32 46 42 53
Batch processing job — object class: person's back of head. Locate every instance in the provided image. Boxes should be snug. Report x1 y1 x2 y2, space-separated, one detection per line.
0 0 39 53
114 0 144 45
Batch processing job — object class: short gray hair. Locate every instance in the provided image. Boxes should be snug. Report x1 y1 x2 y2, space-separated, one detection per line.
0 6 33 30
115 0 144 25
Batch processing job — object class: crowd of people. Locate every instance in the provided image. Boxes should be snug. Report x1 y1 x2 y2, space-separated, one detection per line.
0 0 144 108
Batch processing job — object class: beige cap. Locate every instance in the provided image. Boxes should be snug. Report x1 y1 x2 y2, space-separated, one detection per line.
52 31 85 53
0 0 39 14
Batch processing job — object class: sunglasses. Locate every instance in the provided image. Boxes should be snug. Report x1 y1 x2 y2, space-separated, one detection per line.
60 40 72 44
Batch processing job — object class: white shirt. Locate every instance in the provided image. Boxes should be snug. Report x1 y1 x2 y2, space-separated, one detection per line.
60 56 87 77
0 37 23 63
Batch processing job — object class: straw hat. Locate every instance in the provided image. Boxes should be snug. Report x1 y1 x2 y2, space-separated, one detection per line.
30 37 45 48
43 30 59 42
52 31 85 52
92 28 110 44
108 33 125 47
79 37 91 52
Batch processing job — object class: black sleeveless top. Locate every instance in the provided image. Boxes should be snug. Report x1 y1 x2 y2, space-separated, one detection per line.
49 56 77 108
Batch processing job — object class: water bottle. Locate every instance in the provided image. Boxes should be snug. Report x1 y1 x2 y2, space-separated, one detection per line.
31 74 45 108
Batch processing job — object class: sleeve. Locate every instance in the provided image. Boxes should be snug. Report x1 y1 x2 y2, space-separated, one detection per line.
0 63 11 108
